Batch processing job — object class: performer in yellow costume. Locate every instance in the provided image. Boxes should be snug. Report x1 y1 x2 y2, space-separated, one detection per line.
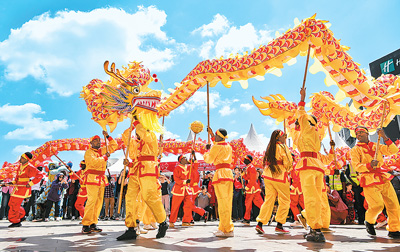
256 129 293 234
350 126 400 238
204 127 234 237
118 119 168 240
82 131 117 234
294 88 335 242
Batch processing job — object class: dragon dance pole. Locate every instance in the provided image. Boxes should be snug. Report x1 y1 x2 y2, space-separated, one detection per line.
118 117 135 214
327 123 338 170
373 101 388 167
158 116 165 158
301 44 312 90
207 81 210 144
51 149 83 183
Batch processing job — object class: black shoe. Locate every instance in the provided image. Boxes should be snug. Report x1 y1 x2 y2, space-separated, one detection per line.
204 211 209 223
365 221 376 236
242 219 250 226
156 221 168 239
82 226 92 234
305 229 326 242
388 231 400 238
8 222 22 228
20 217 26 222
90 224 102 233
117 228 137 241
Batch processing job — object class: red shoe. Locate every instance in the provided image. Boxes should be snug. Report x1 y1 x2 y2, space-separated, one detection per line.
255 225 265 234
275 227 289 234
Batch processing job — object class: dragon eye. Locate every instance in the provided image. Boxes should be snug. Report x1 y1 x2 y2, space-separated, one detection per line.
132 86 140 94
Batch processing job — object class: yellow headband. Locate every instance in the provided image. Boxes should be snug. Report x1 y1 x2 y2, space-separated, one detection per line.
216 130 228 139
355 127 368 134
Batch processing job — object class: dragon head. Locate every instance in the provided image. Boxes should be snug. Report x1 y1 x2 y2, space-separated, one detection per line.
81 61 163 133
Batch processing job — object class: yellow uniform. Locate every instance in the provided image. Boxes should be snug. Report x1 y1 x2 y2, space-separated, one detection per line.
294 104 333 230
257 143 293 225
350 139 400 232
122 127 141 228
131 121 166 224
82 136 117 226
204 141 233 233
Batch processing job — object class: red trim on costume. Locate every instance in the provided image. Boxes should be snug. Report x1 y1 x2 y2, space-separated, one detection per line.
215 163 231 169
296 159 325 173
300 152 318 158
212 178 234 184
298 101 305 107
138 156 156 161
86 169 105 176
385 139 393 145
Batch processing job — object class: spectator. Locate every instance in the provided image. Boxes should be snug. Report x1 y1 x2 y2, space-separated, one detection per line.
202 171 212 188
344 183 356 224
159 174 171 217
104 176 116 220
24 166 44 220
194 185 213 221
0 178 13 220
327 186 348 224
44 173 69 221
390 170 400 204
207 173 218 221
232 167 244 222
344 163 364 225
116 170 129 219
327 169 347 199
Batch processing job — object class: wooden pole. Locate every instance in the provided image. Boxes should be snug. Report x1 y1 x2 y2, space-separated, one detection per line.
283 119 286 134
52 151 83 183
117 117 135 214
158 116 165 158
207 81 210 144
188 133 198 180
327 123 338 170
302 44 312 90
373 101 388 165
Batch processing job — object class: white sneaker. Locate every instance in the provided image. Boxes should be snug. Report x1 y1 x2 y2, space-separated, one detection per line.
143 224 155 230
44 218 49 222
214 230 234 237
56 217 61 221
71 216 76 221
290 221 303 227
214 230 225 237
376 220 388 228
151 222 158 229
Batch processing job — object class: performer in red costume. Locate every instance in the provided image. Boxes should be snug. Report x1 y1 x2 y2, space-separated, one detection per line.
73 160 87 218
2 152 43 227
242 155 264 226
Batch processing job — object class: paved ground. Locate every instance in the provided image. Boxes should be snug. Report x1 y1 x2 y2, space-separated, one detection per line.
1 219 400 251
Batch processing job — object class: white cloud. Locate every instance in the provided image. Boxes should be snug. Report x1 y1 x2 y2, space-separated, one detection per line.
156 129 181 141
176 91 221 114
229 131 239 139
192 14 230 37
0 103 68 140
197 18 274 59
0 7 183 96
199 40 215 59
219 105 236 116
240 103 254 111
12 145 39 155
263 118 275 126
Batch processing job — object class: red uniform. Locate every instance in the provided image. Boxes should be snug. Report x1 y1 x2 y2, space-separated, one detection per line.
8 162 43 224
189 162 206 217
170 164 194 223
242 163 263 221
290 170 305 221
72 169 87 217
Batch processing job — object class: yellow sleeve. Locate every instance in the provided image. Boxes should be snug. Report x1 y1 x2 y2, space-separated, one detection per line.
85 150 106 170
380 142 399 156
203 145 220 164
298 106 310 131
319 151 334 165
350 147 370 173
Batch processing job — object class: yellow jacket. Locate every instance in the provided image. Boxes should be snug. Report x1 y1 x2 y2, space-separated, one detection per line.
203 141 233 184
263 143 293 182
294 104 334 173
84 136 118 186
134 121 159 177
122 127 139 177
350 139 398 187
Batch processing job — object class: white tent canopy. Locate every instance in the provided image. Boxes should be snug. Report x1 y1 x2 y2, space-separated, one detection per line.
243 123 267 152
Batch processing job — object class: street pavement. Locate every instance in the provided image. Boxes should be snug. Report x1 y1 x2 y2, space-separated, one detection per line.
1 219 400 251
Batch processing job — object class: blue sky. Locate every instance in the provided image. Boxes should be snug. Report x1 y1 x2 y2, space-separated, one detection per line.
0 0 399 170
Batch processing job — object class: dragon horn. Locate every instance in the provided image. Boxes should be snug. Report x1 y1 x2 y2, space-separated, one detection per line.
103 61 128 87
